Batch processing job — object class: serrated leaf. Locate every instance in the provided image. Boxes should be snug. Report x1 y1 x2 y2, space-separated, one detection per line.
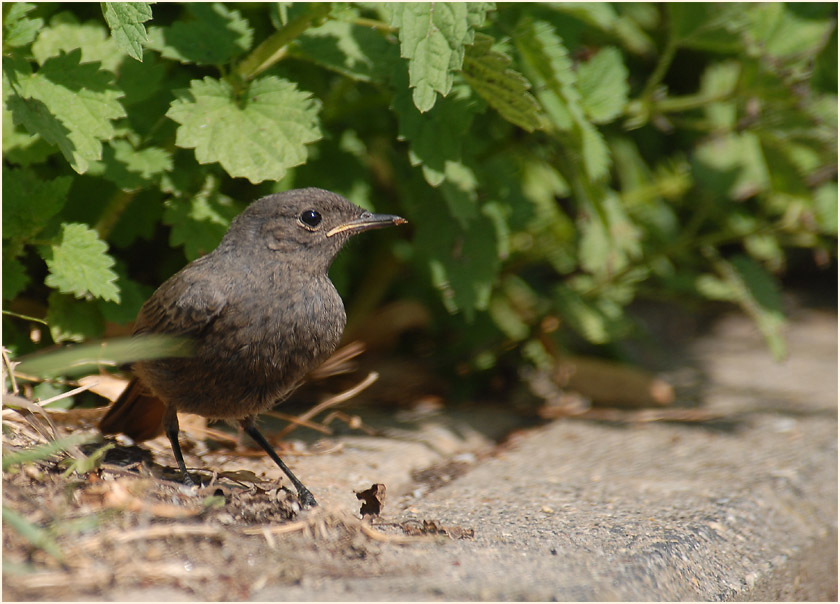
166 76 322 184
118 51 167 106
147 3 253 66
748 3 834 61
2 166 72 239
392 76 477 187
43 223 120 302
293 18 398 83
720 255 787 360
2 252 30 300
515 18 579 131
580 121 610 182
693 132 769 200
109 189 165 249
3 2 44 48
391 2 493 112
6 49 126 173
515 18 611 181
163 183 239 260
32 13 124 72
95 139 173 191
462 32 542 131
553 284 609 344
813 183 838 236
99 273 153 324
414 199 502 319
578 194 642 278
46 292 106 343
669 3 749 52
577 47 628 124
101 2 152 62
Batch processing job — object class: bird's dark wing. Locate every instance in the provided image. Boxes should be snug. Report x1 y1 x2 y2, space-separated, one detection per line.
133 263 227 338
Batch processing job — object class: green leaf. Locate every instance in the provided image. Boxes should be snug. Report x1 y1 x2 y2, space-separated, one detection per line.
43 223 120 302
391 2 493 112
577 47 628 124
94 140 173 191
32 12 124 72
17 336 193 379
720 254 787 360
515 18 579 132
669 3 749 52
747 3 834 61
17 333 193 378
99 273 152 324
3 2 44 48
515 18 610 181
100 2 152 62
2 252 30 300
811 26 837 93
553 284 610 344
118 51 167 106
45 292 106 343
392 77 477 187
2 166 72 239
6 49 126 174
147 3 253 65
163 180 239 261
813 183 838 236
166 76 322 184
292 18 399 83
413 199 502 318
693 132 770 200
462 32 542 132
578 194 642 278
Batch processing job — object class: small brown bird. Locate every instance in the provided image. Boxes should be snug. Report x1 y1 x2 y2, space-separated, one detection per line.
99 188 406 508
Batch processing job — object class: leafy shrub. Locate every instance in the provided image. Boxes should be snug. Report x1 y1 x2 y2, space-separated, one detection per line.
3 3 836 388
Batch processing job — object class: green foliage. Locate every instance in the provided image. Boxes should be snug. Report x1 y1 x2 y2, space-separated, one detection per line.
166 76 322 184
2 3 836 391
390 2 494 112
43 223 120 302
100 2 152 62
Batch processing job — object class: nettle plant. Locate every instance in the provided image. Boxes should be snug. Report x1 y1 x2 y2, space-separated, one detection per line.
2 3 836 392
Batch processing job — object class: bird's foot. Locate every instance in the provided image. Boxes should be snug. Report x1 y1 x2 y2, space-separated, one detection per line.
297 487 318 509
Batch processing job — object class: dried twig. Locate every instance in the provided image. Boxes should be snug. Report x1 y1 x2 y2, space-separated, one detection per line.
264 411 333 435
76 524 223 552
275 371 379 439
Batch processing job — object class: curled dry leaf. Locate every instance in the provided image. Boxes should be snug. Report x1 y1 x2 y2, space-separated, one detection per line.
355 483 386 517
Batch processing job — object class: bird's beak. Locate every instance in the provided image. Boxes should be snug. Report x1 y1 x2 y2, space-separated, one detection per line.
326 212 407 237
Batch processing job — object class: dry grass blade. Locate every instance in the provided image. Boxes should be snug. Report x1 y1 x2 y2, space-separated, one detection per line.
36 383 93 407
76 524 224 552
3 392 61 443
3 346 20 394
275 371 379 439
263 410 333 435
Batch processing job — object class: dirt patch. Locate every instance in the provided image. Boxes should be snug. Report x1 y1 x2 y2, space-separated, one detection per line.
2 422 437 601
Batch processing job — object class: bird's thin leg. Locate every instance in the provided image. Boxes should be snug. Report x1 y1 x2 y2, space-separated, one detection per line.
241 416 317 508
163 405 196 487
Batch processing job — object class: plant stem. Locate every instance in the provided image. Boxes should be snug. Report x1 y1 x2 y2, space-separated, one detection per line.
95 190 135 241
235 3 333 82
352 17 395 33
641 36 677 102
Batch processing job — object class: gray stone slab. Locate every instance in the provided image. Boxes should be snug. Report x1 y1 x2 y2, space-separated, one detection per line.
254 307 838 601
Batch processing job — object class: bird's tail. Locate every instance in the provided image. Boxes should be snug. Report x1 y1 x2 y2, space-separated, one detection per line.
99 377 166 442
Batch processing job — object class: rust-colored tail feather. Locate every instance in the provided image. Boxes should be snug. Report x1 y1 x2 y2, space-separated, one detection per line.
99 378 166 442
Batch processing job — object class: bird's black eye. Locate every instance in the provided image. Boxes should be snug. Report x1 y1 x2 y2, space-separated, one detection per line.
298 209 322 229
